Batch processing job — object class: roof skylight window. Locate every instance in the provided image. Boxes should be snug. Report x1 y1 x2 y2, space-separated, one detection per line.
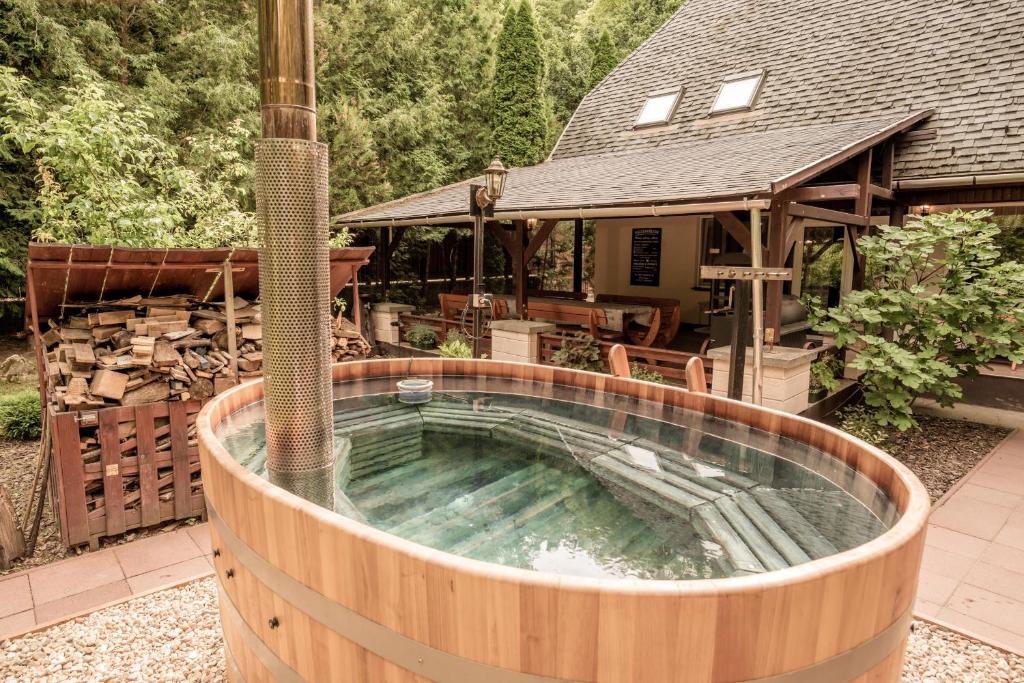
634 89 682 127
711 72 765 114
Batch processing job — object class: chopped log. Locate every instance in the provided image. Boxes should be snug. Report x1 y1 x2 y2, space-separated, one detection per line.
67 377 89 395
193 319 225 335
122 381 171 406
40 328 61 347
190 378 214 400
91 325 122 341
88 310 133 326
241 324 262 341
152 341 181 368
90 369 129 400
72 343 96 365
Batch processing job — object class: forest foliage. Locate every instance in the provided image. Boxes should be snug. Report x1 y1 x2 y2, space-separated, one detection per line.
0 0 683 299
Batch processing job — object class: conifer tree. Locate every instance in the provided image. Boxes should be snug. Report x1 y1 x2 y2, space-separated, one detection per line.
491 1 549 167
587 29 619 89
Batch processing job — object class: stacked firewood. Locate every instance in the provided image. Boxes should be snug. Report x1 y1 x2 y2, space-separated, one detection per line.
40 294 371 412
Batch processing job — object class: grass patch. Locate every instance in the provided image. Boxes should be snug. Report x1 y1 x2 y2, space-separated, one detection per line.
0 389 41 440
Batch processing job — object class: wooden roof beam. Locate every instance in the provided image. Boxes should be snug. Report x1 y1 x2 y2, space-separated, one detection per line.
524 219 559 263
712 212 752 252
788 202 869 226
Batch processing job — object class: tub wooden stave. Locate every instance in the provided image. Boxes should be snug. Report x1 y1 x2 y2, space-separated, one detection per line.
198 359 930 683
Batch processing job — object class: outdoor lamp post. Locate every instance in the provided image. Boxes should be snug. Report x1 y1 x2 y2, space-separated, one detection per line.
469 158 508 358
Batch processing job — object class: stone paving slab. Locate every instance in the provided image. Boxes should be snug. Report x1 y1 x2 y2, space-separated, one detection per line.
0 524 213 641
917 429 1024 655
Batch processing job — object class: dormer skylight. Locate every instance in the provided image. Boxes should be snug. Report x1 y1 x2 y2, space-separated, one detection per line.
710 71 765 114
634 88 682 127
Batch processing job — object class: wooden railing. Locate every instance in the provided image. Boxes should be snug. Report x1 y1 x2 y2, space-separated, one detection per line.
539 333 713 389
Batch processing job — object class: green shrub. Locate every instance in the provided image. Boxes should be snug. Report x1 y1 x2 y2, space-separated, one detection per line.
808 210 1024 430
838 405 889 448
439 330 472 358
406 324 438 349
629 363 665 384
809 354 842 396
551 333 602 372
0 389 41 440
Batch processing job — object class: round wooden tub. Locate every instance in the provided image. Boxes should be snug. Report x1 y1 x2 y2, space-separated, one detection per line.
198 358 930 683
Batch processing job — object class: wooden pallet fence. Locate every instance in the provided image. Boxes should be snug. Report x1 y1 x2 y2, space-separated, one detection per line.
539 332 713 388
49 400 206 549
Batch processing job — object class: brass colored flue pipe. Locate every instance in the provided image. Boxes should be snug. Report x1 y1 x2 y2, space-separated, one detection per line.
258 0 317 140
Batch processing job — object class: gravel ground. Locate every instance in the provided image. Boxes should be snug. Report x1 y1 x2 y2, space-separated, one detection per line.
1 578 224 682
0 438 64 576
1 576 1021 682
884 415 1010 502
903 621 1024 682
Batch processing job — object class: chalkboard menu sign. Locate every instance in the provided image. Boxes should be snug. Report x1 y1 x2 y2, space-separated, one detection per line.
629 228 662 286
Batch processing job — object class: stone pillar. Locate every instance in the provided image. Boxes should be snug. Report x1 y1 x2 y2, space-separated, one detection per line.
370 302 414 344
489 320 556 364
707 345 819 414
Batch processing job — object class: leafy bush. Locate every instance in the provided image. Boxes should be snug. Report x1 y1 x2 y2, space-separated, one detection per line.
551 333 602 372
0 389 40 440
407 324 438 349
809 354 842 396
808 210 1024 430
629 363 665 384
838 405 888 448
438 330 472 358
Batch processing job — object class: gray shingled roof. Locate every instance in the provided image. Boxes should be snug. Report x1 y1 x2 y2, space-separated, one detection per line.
338 113 923 225
338 0 1022 226
555 0 1024 179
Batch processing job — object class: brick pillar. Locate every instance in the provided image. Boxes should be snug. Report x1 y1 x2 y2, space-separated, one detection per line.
370 302 414 344
489 320 556 364
707 345 819 414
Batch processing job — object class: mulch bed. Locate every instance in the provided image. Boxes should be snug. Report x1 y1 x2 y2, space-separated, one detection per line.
879 415 1010 502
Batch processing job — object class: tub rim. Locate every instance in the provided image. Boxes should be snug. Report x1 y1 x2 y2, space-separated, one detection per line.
197 357 931 598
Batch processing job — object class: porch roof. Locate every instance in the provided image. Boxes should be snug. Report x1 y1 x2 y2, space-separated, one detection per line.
335 111 928 228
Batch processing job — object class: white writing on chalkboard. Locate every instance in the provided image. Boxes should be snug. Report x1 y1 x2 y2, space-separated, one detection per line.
630 228 662 287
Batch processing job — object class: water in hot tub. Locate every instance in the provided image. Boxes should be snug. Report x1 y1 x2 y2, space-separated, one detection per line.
219 389 897 580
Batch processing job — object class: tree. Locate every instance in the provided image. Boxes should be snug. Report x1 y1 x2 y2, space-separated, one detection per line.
808 211 1024 430
491 1 549 167
0 68 256 248
587 29 619 88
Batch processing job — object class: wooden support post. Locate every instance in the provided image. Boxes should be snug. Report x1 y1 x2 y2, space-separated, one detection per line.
765 200 787 343
573 218 584 294
514 220 528 319
25 266 48 422
223 262 239 382
728 281 752 400
379 227 390 297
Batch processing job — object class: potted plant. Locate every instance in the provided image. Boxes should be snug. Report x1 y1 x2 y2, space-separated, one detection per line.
406 324 439 350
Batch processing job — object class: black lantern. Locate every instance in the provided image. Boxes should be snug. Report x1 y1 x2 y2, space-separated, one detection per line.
483 158 508 203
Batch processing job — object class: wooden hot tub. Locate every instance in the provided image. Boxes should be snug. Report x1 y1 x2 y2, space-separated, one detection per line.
198 358 930 682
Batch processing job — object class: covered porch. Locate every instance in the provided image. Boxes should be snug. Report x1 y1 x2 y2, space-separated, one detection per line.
335 112 932 404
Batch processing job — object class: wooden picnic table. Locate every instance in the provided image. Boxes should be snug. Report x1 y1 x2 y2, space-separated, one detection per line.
497 295 654 332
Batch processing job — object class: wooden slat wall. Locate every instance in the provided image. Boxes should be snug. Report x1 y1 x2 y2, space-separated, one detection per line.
48 401 206 548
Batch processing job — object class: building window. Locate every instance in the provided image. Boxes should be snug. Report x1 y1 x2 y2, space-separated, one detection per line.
710 71 765 114
634 88 682 127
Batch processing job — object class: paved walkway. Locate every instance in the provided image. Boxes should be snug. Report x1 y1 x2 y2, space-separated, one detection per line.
917 429 1024 655
0 523 213 640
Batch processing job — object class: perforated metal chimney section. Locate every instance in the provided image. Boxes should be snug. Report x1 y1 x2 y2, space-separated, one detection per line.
255 137 335 509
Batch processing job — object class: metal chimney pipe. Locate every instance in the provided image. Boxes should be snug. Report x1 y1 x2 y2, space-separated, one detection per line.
255 0 335 509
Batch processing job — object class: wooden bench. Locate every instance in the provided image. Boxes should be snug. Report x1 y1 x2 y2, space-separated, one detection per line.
526 300 593 330
596 294 681 346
